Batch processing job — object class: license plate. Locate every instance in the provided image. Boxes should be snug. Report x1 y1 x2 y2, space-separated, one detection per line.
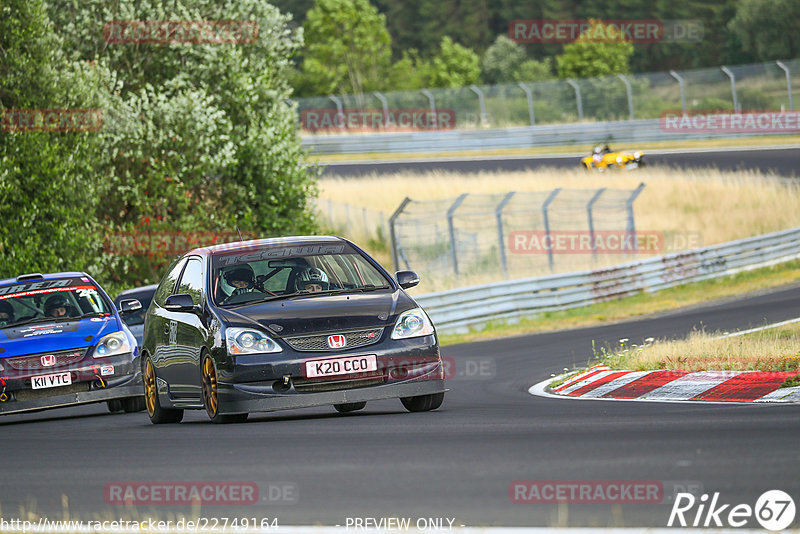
305 355 377 378
31 372 72 390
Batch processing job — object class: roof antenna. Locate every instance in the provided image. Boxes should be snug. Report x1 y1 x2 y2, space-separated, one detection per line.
236 226 244 242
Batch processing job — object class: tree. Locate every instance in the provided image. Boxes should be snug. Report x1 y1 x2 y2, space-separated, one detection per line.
482 35 553 84
728 0 800 61
556 20 634 79
427 37 481 88
300 0 392 96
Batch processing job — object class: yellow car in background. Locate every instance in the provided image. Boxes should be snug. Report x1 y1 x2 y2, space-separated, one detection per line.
581 145 645 171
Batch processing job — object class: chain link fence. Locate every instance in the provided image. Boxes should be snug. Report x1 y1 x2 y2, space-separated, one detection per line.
294 59 799 131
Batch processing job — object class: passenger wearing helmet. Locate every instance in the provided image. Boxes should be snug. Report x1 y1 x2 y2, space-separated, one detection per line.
224 265 257 297
0 300 14 327
296 267 329 293
44 294 73 318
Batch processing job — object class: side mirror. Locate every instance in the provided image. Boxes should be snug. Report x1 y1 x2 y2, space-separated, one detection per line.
118 299 142 315
395 270 420 290
164 293 197 313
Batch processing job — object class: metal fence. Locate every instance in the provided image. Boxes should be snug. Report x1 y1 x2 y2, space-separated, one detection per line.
295 59 799 132
317 199 390 244
415 226 800 334
388 186 645 290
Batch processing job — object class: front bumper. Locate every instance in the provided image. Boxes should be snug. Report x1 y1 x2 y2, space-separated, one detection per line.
0 354 142 415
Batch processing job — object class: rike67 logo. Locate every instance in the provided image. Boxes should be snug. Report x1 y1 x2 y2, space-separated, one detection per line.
669 490 795 530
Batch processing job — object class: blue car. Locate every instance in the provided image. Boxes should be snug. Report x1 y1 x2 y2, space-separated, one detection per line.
0 272 145 415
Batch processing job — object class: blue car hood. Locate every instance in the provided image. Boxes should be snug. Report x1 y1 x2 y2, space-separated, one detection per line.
0 316 121 358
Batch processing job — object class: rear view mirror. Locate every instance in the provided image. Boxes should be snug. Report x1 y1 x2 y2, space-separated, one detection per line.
395 271 420 289
118 299 142 315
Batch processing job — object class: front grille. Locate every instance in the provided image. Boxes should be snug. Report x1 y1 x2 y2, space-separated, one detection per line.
4 348 87 371
285 328 383 352
14 382 91 401
293 375 386 393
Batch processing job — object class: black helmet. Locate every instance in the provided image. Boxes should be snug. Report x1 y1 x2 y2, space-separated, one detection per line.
296 267 329 291
224 264 255 287
44 294 71 315
0 300 14 324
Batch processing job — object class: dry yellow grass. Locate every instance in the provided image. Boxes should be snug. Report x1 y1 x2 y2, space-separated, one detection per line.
319 167 800 291
598 322 800 372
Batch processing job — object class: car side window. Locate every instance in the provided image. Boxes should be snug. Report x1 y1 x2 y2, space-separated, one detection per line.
153 258 187 307
176 258 205 306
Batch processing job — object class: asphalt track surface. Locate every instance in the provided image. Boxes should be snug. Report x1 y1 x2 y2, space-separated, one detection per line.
321 146 800 177
3 283 800 528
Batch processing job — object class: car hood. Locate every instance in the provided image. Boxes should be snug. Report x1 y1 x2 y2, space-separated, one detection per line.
0 316 121 358
216 289 416 336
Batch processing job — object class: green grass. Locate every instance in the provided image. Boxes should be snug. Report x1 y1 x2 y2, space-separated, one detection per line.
438 258 800 347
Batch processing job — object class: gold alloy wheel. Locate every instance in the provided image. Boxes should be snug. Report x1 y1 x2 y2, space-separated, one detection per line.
144 359 157 416
202 357 219 417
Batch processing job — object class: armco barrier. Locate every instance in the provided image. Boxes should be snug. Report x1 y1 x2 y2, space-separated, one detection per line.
301 118 793 155
415 226 800 334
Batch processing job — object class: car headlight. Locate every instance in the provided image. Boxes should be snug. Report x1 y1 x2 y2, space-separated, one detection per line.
93 331 132 358
616 155 623 163
226 327 282 355
391 308 435 340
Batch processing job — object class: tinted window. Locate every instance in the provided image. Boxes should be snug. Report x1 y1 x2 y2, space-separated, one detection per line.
153 258 187 306
176 258 205 305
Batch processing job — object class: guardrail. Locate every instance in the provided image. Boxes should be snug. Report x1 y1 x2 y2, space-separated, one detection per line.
415 226 800 334
302 118 793 155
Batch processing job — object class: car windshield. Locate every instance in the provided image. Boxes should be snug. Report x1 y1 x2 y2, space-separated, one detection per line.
210 243 391 307
0 276 113 329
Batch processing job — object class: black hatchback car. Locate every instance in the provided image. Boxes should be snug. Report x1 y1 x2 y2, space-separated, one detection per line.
140 236 445 423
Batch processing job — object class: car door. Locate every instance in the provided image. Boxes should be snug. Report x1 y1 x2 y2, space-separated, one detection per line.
149 258 187 392
167 256 208 400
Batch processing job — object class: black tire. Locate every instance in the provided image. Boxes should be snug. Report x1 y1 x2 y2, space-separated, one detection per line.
334 401 366 413
106 399 124 413
143 356 184 424
400 392 445 412
122 396 146 413
202 355 248 424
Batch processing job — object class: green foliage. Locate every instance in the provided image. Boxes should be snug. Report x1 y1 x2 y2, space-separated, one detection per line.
556 20 634 80
300 0 392 96
427 37 481 89
482 35 553 84
1 0 318 289
728 0 800 61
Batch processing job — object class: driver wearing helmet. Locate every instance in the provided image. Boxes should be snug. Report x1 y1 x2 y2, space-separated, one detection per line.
296 267 329 293
224 264 257 297
0 300 14 327
44 294 73 318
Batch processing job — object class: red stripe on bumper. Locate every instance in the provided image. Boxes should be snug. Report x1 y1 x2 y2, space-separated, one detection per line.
567 371 632 397
693 371 799 401
601 370 689 399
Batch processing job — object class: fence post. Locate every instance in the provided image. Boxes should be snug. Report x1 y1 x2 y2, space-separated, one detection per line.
669 70 687 115
565 79 583 122
421 89 437 129
372 91 390 127
720 66 739 112
362 207 369 237
776 61 793 111
389 197 412 273
469 85 488 126
586 188 606 261
617 74 634 120
327 199 333 228
542 188 561 272
447 194 469 276
517 82 536 125
495 191 516 277
625 183 646 253
329 95 344 128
